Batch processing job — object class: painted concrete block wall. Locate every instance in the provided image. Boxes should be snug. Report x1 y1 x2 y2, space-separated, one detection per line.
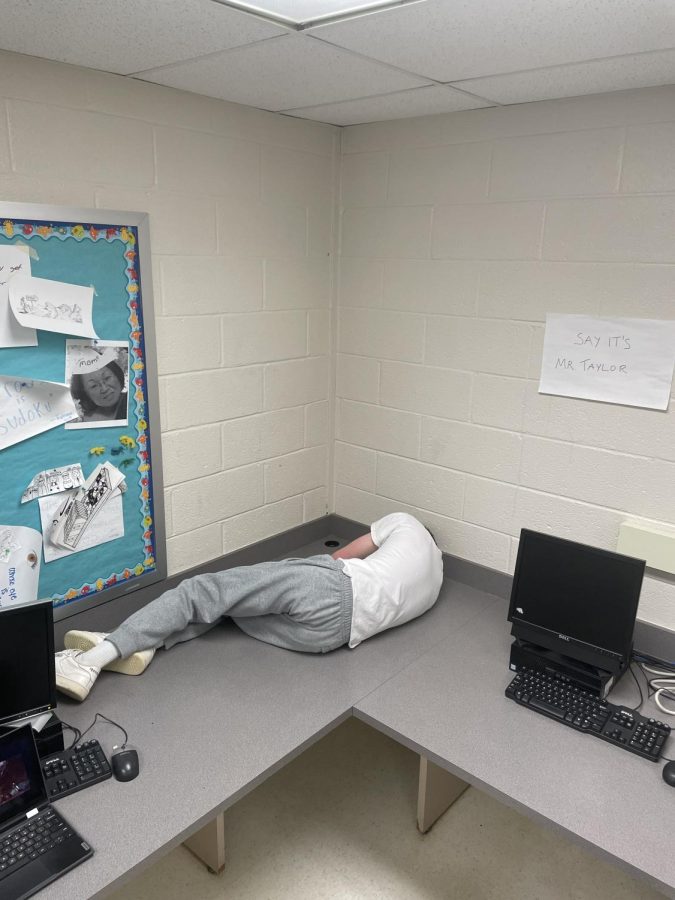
0 50 338 575
337 86 675 630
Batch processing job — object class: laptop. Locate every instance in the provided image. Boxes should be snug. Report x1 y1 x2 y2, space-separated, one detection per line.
0 724 92 900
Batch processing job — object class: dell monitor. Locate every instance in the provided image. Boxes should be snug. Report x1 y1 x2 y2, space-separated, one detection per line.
508 530 645 690
0 600 57 727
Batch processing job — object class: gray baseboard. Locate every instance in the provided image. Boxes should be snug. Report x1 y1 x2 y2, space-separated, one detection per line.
633 620 675 664
55 513 675 665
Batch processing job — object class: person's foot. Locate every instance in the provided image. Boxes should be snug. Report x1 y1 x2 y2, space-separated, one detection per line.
54 650 100 702
64 630 155 676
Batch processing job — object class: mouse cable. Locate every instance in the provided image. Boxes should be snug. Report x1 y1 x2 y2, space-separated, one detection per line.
35 719 81 751
77 713 129 750
59 720 82 749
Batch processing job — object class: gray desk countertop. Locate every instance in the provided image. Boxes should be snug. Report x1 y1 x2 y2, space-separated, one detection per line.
354 598 675 899
44 577 496 900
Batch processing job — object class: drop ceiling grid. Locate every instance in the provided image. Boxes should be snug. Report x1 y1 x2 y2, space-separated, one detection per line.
306 0 675 83
281 85 495 126
134 33 433 112
0 0 288 75
0 0 673 125
452 49 675 107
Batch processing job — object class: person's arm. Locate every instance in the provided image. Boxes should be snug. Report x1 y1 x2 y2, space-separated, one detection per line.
331 532 377 560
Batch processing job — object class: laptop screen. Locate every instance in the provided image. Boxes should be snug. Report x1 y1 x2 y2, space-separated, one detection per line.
0 600 57 726
0 725 46 828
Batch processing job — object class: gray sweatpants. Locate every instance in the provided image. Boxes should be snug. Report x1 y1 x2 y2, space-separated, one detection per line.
107 555 353 658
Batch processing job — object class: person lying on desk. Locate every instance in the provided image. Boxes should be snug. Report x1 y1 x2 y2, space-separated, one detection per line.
54 513 443 702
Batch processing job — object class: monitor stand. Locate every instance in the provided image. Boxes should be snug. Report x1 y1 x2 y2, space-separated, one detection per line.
0 712 65 759
509 638 618 698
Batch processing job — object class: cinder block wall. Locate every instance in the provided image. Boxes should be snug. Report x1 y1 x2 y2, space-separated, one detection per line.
336 86 675 630
0 50 338 576
2 49 674 630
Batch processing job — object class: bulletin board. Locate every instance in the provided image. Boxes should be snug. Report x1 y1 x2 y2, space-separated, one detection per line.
0 203 166 620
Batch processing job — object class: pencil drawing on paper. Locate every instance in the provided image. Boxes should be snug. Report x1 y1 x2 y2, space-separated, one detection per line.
16 294 84 323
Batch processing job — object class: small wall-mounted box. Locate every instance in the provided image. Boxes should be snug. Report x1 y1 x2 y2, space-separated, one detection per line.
617 521 675 576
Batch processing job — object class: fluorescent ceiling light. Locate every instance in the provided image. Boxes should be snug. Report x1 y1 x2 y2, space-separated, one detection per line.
220 0 422 26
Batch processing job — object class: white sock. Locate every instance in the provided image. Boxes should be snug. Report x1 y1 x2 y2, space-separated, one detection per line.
80 640 119 669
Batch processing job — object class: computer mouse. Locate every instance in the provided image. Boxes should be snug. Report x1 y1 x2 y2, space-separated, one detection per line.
111 747 139 782
663 760 675 788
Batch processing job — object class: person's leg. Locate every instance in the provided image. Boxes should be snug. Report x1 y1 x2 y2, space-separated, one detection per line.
107 556 351 658
55 556 352 701
232 556 352 653
58 564 279 701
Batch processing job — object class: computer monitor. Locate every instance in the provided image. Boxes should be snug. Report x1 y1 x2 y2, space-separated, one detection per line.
508 529 645 677
0 600 57 727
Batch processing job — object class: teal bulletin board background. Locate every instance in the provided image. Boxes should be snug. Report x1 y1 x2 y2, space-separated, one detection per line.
0 215 160 609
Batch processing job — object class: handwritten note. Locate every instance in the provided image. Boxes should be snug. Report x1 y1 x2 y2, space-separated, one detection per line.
0 525 41 607
0 376 78 451
0 245 37 348
539 315 675 410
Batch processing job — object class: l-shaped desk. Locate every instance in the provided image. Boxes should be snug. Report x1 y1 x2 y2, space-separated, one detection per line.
45 539 675 900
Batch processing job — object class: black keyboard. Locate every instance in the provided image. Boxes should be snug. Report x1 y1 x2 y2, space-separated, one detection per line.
506 668 671 762
0 808 74 879
41 739 112 800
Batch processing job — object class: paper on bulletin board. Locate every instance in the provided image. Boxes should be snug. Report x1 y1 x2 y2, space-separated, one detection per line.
9 274 98 339
39 489 124 562
64 340 129 429
22 464 85 504
48 461 126 552
0 245 37 348
0 525 41 607
539 314 675 410
0 376 78 450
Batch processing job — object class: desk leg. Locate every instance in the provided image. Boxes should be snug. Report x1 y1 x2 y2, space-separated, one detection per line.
417 756 469 834
183 813 226 874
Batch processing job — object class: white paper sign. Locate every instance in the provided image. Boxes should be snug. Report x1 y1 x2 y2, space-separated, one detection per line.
39 488 124 562
0 376 78 450
0 245 37 347
0 525 41 607
22 464 85 503
9 274 98 339
539 315 675 410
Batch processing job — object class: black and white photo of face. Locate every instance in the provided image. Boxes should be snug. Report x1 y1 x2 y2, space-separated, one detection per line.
65 341 129 429
80 365 123 415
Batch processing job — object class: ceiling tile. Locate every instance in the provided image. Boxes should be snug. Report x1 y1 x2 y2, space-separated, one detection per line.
0 0 286 75
308 0 675 82
282 85 494 125
453 50 675 105
136 33 430 110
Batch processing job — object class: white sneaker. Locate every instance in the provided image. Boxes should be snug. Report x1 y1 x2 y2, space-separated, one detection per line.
54 650 100 702
64 630 155 676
